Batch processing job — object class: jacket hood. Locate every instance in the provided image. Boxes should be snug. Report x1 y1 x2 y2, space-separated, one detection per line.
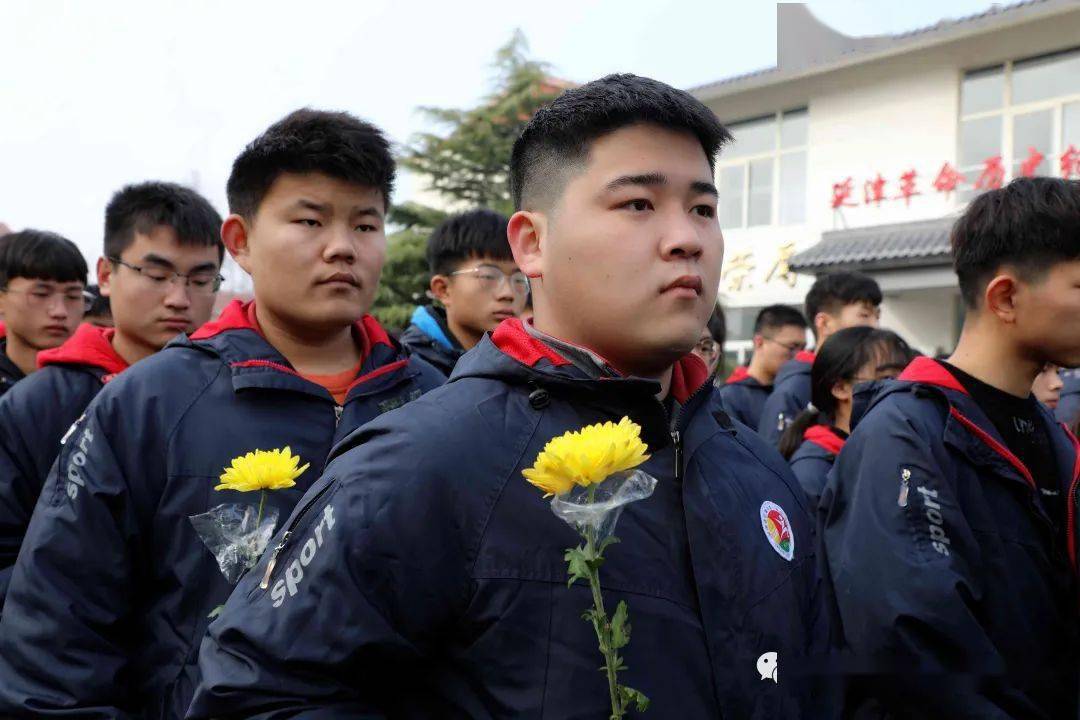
36 323 128 378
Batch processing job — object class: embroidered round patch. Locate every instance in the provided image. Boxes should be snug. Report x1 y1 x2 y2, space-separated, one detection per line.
760 501 794 561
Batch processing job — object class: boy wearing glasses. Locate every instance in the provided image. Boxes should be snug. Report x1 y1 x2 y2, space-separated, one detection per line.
717 304 807 430
0 110 442 719
0 182 221 609
0 229 87 393
758 271 882 445
401 209 528 376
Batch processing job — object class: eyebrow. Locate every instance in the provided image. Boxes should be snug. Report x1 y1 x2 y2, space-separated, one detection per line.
140 255 218 274
352 206 384 220
604 173 719 198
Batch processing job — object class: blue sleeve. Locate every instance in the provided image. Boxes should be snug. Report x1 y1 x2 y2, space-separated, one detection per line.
0 387 152 718
0 372 95 609
758 385 804 445
189 418 469 720
789 453 831 512
821 400 1033 717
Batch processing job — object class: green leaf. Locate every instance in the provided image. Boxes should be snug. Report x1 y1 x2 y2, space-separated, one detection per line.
597 534 621 556
564 546 591 588
207 604 225 620
618 685 651 712
610 600 631 649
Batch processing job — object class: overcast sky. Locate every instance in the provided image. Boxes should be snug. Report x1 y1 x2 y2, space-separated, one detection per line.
0 0 1000 288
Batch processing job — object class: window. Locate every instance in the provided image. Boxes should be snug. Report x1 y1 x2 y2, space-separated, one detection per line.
716 109 808 229
958 48 1080 201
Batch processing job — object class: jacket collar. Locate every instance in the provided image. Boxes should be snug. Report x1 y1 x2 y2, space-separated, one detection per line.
0 337 25 385
408 305 462 351
803 424 846 455
185 299 413 403
36 323 129 381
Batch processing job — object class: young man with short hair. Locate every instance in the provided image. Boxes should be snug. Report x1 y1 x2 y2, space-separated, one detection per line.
758 271 881 444
717 304 807 429
191 74 828 719
401 208 527 376
691 302 726 377
0 110 443 719
820 177 1080 717
0 182 222 608
0 230 87 394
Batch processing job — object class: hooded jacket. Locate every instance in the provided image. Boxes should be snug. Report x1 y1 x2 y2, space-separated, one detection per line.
715 365 772 431
189 318 832 719
820 357 1080 718
399 305 465 377
0 325 26 396
758 351 816 445
0 300 444 720
788 425 845 512
0 323 128 606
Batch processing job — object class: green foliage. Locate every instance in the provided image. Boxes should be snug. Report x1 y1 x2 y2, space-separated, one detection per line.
372 31 564 328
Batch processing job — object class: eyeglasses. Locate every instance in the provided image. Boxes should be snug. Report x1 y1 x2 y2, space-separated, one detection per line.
2 285 89 311
695 338 719 355
109 257 223 295
449 266 530 296
762 336 806 356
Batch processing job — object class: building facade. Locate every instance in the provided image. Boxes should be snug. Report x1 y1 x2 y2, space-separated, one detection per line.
692 0 1080 361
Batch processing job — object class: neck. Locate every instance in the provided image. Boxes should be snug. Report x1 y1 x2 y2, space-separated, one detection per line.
256 304 362 376
446 315 483 351
946 321 1040 398
110 328 160 366
5 333 40 376
746 356 775 385
833 404 853 435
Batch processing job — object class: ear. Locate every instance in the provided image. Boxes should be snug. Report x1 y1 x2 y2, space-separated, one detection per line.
814 312 834 340
752 333 765 351
507 210 545 280
831 379 854 404
221 215 253 275
96 256 114 298
984 273 1019 324
430 274 451 306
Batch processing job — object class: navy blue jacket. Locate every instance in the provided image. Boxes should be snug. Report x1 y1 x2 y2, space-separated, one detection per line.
0 300 443 720
715 365 772 430
0 335 27 397
758 351 815 445
0 323 129 608
1056 369 1080 427
190 318 832 719
820 357 1080 718
788 425 845 512
399 305 464 377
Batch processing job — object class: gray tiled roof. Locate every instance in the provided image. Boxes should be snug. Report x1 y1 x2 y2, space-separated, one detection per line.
789 217 956 273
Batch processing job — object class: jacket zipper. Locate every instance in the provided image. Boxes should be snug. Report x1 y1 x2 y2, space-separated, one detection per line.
898 468 911 507
259 481 336 589
666 379 715 484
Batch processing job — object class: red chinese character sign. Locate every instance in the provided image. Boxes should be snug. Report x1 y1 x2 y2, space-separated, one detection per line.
1019 147 1045 178
894 169 920 206
1062 146 1080 180
863 174 886 206
975 156 1005 190
831 177 856 209
932 163 965 198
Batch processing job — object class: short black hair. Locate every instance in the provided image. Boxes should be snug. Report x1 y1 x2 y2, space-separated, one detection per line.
84 284 111 318
706 303 727 345
952 177 1080 308
753 304 807 335
805 272 882 323
0 229 87 288
227 108 395 219
510 73 732 211
427 209 512 276
104 182 224 263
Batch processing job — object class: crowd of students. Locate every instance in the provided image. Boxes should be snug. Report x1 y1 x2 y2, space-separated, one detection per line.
0 71 1076 719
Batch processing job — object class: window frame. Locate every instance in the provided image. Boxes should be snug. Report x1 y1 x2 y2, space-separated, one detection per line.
716 108 808 229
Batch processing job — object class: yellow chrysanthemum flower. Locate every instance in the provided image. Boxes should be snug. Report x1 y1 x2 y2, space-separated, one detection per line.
523 417 650 497
216 447 310 493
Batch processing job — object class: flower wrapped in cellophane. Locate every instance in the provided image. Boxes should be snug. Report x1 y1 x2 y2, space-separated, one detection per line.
524 416 657 718
190 447 309 585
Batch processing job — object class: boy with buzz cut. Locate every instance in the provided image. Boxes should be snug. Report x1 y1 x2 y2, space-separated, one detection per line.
0 109 443 720
758 271 881 444
717 303 807 429
191 74 828 719
0 230 88 394
400 208 528 376
820 177 1080 717
0 182 223 609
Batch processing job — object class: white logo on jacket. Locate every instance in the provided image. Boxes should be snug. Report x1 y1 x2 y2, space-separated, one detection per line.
271 504 336 607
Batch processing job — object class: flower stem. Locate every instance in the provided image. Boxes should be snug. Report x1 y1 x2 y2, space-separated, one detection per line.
585 528 624 719
255 490 266 529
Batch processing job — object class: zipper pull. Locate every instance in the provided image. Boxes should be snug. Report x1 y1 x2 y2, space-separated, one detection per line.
898 468 911 507
672 430 683 483
259 531 292 589
334 405 343 427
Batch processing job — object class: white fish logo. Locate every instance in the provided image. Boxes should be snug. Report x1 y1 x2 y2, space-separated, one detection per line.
757 651 778 683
